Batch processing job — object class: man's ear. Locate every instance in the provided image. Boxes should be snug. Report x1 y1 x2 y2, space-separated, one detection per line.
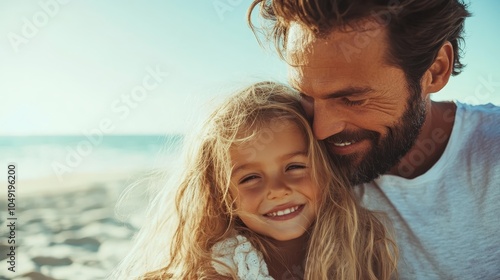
421 41 454 95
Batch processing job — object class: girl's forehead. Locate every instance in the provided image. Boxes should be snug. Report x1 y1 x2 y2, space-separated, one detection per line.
232 118 302 143
230 120 309 155
245 114 300 132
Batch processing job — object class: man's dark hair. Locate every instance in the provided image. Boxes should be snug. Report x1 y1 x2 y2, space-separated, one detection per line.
248 0 471 85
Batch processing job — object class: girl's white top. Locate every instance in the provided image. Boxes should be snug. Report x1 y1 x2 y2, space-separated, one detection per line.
211 235 274 280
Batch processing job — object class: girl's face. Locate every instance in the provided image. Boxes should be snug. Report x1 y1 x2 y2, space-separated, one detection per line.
229 120 320 241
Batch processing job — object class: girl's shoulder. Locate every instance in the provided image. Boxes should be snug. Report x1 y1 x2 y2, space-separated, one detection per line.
211 235 274 279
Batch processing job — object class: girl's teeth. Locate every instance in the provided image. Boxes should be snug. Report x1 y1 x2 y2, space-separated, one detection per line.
267 206 300 217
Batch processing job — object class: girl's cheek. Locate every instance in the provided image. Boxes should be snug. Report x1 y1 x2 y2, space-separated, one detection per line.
237 187 265 206
239 184 266 195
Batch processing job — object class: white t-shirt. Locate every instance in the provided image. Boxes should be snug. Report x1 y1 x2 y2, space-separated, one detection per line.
211 235 273 279
356 102 500 279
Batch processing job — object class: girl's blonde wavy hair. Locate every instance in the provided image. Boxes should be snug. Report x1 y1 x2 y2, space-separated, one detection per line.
110 81 397 280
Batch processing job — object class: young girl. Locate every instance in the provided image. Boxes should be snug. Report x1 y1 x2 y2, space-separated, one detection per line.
112 81 397 279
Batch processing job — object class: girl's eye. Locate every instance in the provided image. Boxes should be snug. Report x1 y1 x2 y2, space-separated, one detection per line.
239 175 260 184
286 164 306 171
342 97 365 106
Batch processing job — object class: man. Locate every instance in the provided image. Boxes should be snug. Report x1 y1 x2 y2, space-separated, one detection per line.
248 0 500 279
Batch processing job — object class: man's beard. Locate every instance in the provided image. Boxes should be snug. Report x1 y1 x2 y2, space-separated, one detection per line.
327 82 427 185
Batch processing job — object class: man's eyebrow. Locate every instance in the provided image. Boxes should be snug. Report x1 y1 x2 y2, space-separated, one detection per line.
324 87 374 99
299 87 374 99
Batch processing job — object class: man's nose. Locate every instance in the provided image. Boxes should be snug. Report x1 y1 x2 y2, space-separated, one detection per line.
313 102 346 140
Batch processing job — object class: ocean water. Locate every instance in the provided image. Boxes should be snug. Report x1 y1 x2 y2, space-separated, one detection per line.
0 134 183 182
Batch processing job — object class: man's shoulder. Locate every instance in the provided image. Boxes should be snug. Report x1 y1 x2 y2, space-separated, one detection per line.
455 102 500 136
457 102 500 119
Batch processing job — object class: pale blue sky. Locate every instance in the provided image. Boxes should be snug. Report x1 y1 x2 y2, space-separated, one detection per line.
1 1 499 135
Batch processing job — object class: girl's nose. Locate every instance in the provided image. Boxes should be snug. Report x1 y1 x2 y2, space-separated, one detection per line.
266 179 291 200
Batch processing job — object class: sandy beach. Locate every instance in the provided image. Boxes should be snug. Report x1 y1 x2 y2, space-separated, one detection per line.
0 171 157 280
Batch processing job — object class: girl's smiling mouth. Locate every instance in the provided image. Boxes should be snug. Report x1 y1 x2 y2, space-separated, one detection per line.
264 204 304 221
